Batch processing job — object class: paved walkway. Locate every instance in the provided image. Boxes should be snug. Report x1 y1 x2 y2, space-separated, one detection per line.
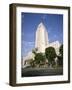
22 67 63 77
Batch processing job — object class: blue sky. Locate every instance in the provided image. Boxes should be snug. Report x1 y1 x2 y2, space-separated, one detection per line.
21 12 63 57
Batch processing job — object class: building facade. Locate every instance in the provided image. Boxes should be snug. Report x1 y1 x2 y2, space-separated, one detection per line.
35 22 49 53
35 22 61 54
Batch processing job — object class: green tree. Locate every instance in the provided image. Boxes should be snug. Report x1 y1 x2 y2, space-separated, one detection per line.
59 44 63 57
45 47 56 67
32 48 38 55
34 53 46 67
30 59 36 67
58 44 63 66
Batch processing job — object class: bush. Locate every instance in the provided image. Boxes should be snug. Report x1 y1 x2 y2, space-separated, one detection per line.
34 53 46 67
45 47 56 66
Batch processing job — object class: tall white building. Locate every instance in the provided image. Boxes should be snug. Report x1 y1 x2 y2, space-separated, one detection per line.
35 22 48 53
35 22 61 54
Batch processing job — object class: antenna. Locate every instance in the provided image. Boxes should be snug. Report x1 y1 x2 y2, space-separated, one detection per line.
41 15 47 25
41 15 44 23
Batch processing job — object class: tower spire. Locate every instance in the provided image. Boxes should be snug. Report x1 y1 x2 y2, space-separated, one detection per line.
35 20 49 53
41 15 45 24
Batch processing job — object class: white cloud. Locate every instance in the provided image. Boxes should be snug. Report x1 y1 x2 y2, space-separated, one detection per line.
21 41 35 57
